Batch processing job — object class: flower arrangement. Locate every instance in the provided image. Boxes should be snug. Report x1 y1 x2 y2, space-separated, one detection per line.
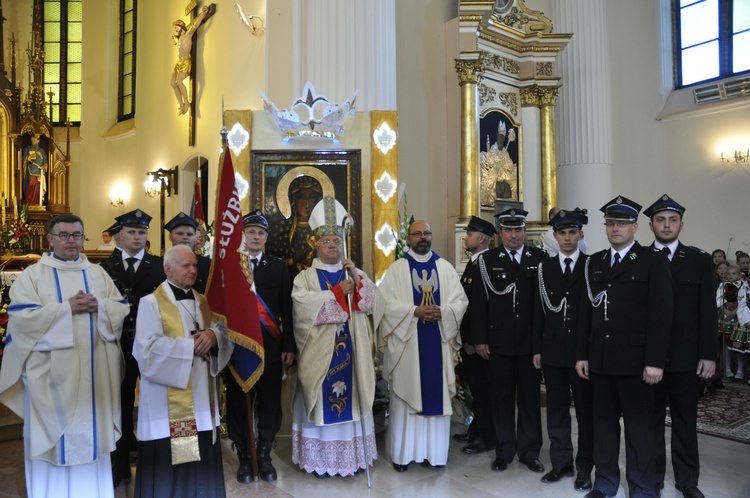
5 203 31 248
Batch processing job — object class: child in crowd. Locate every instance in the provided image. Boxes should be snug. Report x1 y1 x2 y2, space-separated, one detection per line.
717 264 747 379
714 261 729 289
737 252 750 281
712 249 727 269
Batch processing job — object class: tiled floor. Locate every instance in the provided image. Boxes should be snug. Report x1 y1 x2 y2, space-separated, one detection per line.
2 381 749 498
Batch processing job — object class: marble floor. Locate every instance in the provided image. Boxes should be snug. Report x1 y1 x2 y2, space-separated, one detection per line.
1 404 749 498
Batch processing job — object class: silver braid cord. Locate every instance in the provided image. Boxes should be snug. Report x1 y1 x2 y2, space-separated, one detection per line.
584 256 608 320
479 253 517 312
537 262 567 322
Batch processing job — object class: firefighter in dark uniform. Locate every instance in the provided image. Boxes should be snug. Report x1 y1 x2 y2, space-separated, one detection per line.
645 195 716 498
165 212 211 294
225 210 296 482
576 196 673 498
533 208 594 492
454 215 497 454
473 208 547 474
100 209 166 488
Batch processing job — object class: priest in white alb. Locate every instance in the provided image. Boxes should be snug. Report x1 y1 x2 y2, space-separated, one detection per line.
0 213 129 498
132 244 232 498
375 219 468 471
291 196 378 477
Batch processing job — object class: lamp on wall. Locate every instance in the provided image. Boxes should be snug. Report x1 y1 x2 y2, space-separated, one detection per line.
109 194 124 207
235 3 265 36
144 166 179 255
721 150 749 164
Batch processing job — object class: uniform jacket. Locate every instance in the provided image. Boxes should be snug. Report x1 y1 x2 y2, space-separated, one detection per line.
253 253 297 363
472 244 546 355
533 253 589 368
193 254 211 294
459 256 481 346
577 242 673 376
100 250 166 333
650 242 717 372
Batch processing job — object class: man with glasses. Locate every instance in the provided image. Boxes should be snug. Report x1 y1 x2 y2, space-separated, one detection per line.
576 195 673 498
165 212 210 293
472 208 547 475
0 214 129 497
100 209 166 487
377 220 468 471
225 210 296 483
290 197 378 477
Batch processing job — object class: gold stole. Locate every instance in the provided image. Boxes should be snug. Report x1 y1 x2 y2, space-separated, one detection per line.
154 285 211 465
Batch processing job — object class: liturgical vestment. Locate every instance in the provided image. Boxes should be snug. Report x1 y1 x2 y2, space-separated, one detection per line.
376 251 468 466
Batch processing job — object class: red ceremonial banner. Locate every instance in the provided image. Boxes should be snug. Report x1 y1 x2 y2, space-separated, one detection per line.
206 151 264 392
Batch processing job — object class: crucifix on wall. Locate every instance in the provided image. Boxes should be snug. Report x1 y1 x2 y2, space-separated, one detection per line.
171 1 215 146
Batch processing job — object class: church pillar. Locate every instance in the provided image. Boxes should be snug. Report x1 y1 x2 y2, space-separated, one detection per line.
539 86 559 220
552 0 613 248
454 56 483 223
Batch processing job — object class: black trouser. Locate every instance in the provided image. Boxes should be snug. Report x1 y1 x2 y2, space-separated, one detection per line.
591 372 659 498
461 349 495 445
114 335 139 466
653 370 701 488
543 364 594 474
225 361 283 453
488 354 542 462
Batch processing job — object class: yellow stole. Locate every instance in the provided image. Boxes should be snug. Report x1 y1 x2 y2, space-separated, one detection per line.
154 285 211 465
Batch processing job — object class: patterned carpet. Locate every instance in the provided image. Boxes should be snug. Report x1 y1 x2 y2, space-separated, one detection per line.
667 379 750 444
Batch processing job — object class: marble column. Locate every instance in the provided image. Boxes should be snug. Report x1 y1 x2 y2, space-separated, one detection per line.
455 57 483 223
552 0 613 250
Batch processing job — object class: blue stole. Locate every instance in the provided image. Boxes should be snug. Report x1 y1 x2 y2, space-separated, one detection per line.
316 269 354 424
404 252 443 415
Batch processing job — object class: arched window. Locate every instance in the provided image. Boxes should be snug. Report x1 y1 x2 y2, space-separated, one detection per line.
673 0 750 88
43 0 83 125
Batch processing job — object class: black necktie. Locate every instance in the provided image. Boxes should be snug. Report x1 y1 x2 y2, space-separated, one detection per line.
564 257 572 280
251 257 259 271
661 247 671 259
612 252 621 269
126 257 137 281
510 250 518 266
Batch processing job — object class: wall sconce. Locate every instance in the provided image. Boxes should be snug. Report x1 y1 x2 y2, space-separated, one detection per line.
110 194 124 207
721 150 749 164
144 167 179 198
144 166 179 256
235 3 265 36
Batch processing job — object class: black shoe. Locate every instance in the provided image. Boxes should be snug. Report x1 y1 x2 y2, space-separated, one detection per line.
491 459 508 472
257 439 278 482
676 485 705 498
540 466 574 483
236 458 253 484
393 462 409 472
452 431 475 442
574 473 592 491
584 491 608 498
520 458 545 473
461 441 494 454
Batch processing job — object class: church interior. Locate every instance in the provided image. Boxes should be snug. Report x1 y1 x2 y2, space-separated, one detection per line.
0 0 748 497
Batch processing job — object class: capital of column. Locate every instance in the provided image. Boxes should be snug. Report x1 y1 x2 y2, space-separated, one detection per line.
454 59 485 86
520 85 559 108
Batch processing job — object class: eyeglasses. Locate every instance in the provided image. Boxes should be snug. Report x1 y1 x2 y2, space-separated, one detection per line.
409 231 432 238
604 221 633 228
50 232 85 241
320 239 342 246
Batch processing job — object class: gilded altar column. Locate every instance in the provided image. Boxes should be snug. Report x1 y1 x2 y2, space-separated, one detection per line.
454 57 484 223
538 86 559 219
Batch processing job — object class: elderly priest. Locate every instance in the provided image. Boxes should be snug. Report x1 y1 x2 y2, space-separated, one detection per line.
132 244 233 498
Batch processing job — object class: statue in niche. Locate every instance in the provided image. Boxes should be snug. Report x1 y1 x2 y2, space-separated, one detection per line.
480 120 518 206
22 134 48 206
171 6 211 115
